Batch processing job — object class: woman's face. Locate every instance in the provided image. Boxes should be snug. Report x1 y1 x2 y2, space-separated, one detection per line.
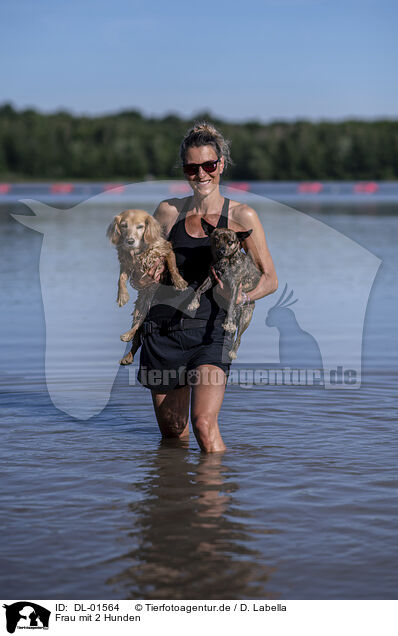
184 144 224 197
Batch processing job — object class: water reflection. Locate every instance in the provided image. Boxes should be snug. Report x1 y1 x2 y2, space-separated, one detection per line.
109 439 273 599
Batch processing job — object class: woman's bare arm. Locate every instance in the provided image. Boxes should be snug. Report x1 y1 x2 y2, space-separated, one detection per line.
153 199 180 239
230 203 278 302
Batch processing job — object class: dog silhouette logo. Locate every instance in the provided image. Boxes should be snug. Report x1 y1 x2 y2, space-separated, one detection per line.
3 602 50 633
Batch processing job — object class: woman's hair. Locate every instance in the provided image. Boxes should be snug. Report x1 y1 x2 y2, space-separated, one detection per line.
179 121 232 169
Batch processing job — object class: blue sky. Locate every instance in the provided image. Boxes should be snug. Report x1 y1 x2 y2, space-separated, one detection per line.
0 0 396 121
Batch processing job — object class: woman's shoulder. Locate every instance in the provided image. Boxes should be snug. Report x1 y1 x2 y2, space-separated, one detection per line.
228 199 260 232
153 196 190 236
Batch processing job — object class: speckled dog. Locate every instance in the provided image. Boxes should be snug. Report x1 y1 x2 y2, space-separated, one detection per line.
187 219 261 359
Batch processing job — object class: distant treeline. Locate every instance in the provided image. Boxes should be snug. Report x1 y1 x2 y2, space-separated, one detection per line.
0 103 397 180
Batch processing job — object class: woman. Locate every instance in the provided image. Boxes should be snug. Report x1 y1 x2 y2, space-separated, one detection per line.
137 122 278 452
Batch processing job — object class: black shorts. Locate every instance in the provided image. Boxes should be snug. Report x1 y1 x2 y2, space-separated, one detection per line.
137 321 234 391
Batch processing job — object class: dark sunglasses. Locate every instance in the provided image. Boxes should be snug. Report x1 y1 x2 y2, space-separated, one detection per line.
183 159 220 176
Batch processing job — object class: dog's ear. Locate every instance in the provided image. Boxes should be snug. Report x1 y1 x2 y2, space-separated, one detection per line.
144 214 162 245
106 215 122 244
236 229 252 242
201 218 217 236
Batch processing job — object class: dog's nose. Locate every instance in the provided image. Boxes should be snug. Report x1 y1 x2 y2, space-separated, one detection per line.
126 238 136 245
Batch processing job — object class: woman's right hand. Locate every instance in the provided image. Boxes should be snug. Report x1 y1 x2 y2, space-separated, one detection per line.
211 266 242 308
135 259 165 288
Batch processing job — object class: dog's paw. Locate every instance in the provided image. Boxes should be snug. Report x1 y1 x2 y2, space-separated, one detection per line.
229 349 237 360
222 320 237 333
119 351 134 365
117 291 129 307
120 330 135 342
174 277 188 290
188 298 200 311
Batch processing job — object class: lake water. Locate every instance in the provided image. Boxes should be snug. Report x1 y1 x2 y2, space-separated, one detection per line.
1 182 397 600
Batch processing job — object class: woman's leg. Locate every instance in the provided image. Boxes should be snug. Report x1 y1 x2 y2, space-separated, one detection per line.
190 364 228 453
151 385 191 438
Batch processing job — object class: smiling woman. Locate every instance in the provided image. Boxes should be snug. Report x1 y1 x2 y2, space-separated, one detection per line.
136 122 278 452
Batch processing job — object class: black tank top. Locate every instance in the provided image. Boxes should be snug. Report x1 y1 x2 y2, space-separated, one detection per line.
146 196 230 323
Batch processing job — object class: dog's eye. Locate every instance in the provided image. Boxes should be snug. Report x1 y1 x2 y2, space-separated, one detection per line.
120 222 127 228
136 224 145 229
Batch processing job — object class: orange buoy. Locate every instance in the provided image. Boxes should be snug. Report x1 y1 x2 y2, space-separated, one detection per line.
298 182 323 194
354 182 378 194
50 183 74 194
103 184 125 194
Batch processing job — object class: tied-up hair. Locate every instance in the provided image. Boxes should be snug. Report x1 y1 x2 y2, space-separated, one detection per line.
179 121 233 168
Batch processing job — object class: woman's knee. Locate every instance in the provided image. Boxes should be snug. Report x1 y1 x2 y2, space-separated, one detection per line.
151 387 190 438
191 414 226 452
191 414 216 442
158 411 188 437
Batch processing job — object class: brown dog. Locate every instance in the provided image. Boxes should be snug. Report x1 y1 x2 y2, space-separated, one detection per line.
107 209 187 364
